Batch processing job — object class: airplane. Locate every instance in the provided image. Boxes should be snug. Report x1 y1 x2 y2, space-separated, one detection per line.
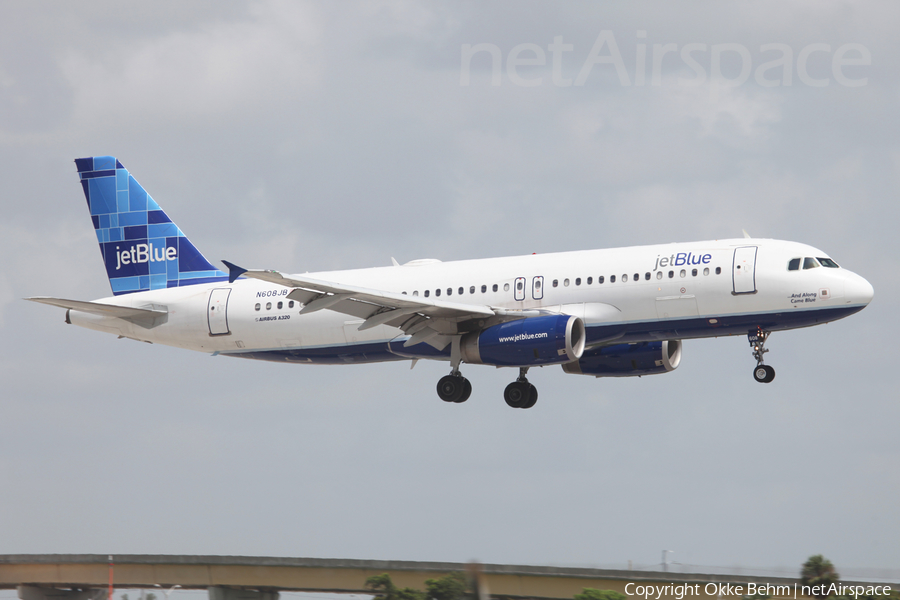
27 156 874 408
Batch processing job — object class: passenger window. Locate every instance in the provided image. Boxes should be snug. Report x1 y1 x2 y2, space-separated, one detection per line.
587 277 593 285
481 285 487 293
413 291 419 296
447 288 452 296
817 257 839 268
277 301 283 309
644 272 650 280
575 278 581 286
622 274 628 282
715 267 721 275
680 269 686 278
470 286 475 294
803 257 820 270
492 284 498 292
535 280 542 289
254 303 261 311
610 275 616 283
517 281 524 291
436 289 442 296
289 301 294 308
634 273 639 281
656 271 662 280
504 283 510 291
266 302 272 310
691 269 697 277
668 270 674 278
787 258 801 271
703 268 709 276
564 278 570 286
424 290 430 297
598 276 605 284
459 287 464 295
552 279 558 287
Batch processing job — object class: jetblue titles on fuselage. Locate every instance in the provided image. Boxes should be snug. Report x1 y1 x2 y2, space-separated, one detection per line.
653 252 713 271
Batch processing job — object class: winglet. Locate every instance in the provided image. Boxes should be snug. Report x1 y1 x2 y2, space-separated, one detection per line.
222 260 248 284
742 229 751 239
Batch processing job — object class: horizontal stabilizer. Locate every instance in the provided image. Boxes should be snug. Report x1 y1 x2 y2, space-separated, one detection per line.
26 296 168 329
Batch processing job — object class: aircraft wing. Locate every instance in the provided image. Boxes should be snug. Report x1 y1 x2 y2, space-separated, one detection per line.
25 297 168 329
223 261 519 350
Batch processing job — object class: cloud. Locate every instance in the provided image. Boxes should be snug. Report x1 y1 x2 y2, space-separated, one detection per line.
61 0 323 129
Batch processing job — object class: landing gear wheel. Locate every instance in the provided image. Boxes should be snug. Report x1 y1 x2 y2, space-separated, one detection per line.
437 375 466 403
521 384 538 409
457 378 472 403
753 364 775 383
504 380 534 408
748 329 775 384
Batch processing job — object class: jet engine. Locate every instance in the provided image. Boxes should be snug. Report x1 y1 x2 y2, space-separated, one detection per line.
461 315 585 367
561 340 682 377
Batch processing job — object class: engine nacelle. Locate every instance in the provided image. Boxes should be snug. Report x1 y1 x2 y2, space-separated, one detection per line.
461 315 585 367
561 340 682 377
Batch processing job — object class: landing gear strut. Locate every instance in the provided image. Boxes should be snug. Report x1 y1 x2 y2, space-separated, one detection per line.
749 328 775 383
437 337 472 403
504 367 538 409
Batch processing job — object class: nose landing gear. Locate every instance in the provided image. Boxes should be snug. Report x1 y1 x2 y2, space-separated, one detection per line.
749 329 775 383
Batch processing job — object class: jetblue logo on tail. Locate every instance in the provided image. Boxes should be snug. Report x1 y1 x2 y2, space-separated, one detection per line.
115 243 177 270
76 155 228 295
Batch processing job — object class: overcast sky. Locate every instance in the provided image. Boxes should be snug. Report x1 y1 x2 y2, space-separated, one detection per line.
1 0 898 579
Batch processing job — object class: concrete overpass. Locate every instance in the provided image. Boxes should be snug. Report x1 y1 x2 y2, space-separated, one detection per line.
0 555 886 600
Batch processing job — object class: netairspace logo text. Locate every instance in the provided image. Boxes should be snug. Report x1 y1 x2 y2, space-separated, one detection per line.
460 31 870 88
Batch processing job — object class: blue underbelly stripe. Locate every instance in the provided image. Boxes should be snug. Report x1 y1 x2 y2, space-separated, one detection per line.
221 304 864 365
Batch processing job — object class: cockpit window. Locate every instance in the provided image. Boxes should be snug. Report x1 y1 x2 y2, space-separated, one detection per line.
818 257 840 268
787 258 801 271
803 257 820 270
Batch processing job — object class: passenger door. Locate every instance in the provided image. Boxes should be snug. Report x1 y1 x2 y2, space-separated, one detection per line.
207 288 231 335
733 246 758 294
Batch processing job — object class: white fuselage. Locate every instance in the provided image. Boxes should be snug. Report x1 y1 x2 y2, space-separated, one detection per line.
67 238 874 366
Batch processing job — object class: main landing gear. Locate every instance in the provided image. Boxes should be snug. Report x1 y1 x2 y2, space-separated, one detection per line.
436 371 472 403
749 328 775 383
504 367 538 409
435 367 538 408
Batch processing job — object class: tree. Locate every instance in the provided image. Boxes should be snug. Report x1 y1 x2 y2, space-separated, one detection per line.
425 572 468 600
801 555 839 599
574 588 627 600
365 574 426 600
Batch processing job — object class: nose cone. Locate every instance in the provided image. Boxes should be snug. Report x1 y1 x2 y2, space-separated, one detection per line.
848 273 874 306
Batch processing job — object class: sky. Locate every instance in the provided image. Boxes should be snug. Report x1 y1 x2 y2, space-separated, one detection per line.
1 0 898 581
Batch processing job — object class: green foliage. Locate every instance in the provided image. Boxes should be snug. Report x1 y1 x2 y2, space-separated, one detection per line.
425 572 469 600
574 588 627 600
801 555 839 599
365 573 426 600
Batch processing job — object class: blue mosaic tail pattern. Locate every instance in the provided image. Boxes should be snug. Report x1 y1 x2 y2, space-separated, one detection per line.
75 156 228 296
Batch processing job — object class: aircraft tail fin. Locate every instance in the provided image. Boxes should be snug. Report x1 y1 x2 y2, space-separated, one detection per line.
75 156 228 296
